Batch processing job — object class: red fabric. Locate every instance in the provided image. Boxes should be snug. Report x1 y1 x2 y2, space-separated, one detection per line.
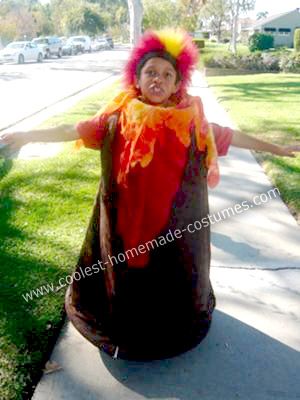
112 124 189 267
210 123 233 157
76 110 233 268
76 115 106 150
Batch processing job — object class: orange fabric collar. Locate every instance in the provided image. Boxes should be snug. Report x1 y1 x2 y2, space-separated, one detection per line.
101 89 220 189
81 88 220 188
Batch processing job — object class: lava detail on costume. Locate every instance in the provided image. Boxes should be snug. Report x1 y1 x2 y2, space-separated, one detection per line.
77 89 218 268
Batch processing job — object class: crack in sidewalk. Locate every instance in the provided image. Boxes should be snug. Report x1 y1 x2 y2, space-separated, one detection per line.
212 265 300 271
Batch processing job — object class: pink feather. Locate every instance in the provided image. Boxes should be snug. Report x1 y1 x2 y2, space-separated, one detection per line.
123 30 199 97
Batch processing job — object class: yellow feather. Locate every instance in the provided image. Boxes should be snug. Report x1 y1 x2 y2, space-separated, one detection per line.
156 29 185 58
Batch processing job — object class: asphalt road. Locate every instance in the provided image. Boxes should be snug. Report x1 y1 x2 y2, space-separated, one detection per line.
0 46 129 132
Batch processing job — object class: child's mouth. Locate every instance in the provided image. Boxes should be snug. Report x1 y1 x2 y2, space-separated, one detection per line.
149 85 164 96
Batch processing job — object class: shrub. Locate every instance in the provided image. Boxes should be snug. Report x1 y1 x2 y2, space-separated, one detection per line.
279 53 300 72
204 52 285 72
249 33 274 52
261 53 280 71
193 39 205 49
294 28 300 52
238 53 265 71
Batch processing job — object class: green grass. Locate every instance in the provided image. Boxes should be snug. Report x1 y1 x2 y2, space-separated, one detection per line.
199 41 250 69
207 73 300 219
0 81 121 399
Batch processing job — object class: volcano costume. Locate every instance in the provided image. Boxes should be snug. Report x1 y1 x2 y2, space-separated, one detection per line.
65 30 233 360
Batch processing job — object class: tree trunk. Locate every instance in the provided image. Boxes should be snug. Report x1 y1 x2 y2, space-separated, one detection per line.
127 0 143 46
217 19 222 42
230 0 239 54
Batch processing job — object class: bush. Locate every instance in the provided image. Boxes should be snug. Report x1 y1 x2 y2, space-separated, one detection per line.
261 53 280 71
279 53 300 72
249 33 274 52
193 39 205 49
294 28 300 52
204 51 294 72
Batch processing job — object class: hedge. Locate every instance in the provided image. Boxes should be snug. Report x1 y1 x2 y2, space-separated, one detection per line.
249 33 274 52
193 39 205 49
294 29 300 52
205 52 300 73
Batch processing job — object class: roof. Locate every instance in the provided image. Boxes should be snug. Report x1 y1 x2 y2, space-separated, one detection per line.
253 9 299 28
9 41 29 45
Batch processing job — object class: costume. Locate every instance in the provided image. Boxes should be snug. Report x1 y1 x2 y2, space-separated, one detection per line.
65 30 233 360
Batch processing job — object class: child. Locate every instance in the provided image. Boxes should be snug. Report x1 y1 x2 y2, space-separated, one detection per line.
1 29 299 361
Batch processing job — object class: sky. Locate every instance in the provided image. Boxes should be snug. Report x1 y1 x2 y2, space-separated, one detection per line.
248 0 300 18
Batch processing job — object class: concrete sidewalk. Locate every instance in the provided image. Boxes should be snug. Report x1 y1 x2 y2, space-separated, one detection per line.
32 71 300 400
0 74 119 160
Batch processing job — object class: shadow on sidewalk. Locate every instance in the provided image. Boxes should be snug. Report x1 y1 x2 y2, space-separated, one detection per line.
97 310 300 400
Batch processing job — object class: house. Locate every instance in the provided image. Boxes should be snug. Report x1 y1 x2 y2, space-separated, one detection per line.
251 8 300 48
238 17 257 43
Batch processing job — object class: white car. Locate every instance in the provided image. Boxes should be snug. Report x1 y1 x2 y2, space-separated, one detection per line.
91 38 111 51
68 36 92 53
0 41 44 64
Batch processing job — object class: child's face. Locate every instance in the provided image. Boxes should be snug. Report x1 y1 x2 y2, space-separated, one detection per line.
137 57 180 105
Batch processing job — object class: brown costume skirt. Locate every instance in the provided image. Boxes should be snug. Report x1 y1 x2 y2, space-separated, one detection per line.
65 124 216 360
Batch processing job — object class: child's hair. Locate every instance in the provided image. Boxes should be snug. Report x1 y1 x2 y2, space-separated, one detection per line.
123 29 199 95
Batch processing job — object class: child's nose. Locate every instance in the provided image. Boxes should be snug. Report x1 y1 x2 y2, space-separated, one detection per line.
153 75 162 83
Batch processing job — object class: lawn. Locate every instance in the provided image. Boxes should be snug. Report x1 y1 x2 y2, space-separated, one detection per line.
199 40 250 69
207 72 300 220
0 81 121 399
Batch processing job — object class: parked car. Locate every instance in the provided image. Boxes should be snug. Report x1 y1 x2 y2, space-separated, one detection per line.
0 41 43 64
68 35 92 52
104 35 114 49
60 37 71 56
91 38 111 51
60 37 72 56
62 37 85 55
32 36 63 58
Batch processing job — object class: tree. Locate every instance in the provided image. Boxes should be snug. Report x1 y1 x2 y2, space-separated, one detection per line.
200 0 230 42
228 0 255 53
50 0 105 36
256 11 268 20
143 0 181 30
178 0 207 32
86 0 128 39
32 3 54 36
127 0 143 45
294 28 300 52
0 1 38 41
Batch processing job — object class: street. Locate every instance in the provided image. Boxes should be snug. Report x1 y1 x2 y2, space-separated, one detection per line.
0 46 129 132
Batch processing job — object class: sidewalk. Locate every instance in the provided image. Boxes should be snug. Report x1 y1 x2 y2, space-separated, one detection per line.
0 74 119 159
32 71 300 400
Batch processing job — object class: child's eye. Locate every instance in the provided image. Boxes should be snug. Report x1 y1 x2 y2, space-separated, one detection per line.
146 69 156 77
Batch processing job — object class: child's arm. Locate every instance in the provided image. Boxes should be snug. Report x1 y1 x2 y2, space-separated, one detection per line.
231 130 300 158
0 125 79 152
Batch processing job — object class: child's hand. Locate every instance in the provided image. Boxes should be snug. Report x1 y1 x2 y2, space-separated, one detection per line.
274 145 300 158
0 132 26 152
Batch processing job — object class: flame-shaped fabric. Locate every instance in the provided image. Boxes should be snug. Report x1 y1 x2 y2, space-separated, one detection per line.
76 89 220 267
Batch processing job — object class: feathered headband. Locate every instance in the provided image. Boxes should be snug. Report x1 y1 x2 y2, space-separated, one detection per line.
123 29 199 95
